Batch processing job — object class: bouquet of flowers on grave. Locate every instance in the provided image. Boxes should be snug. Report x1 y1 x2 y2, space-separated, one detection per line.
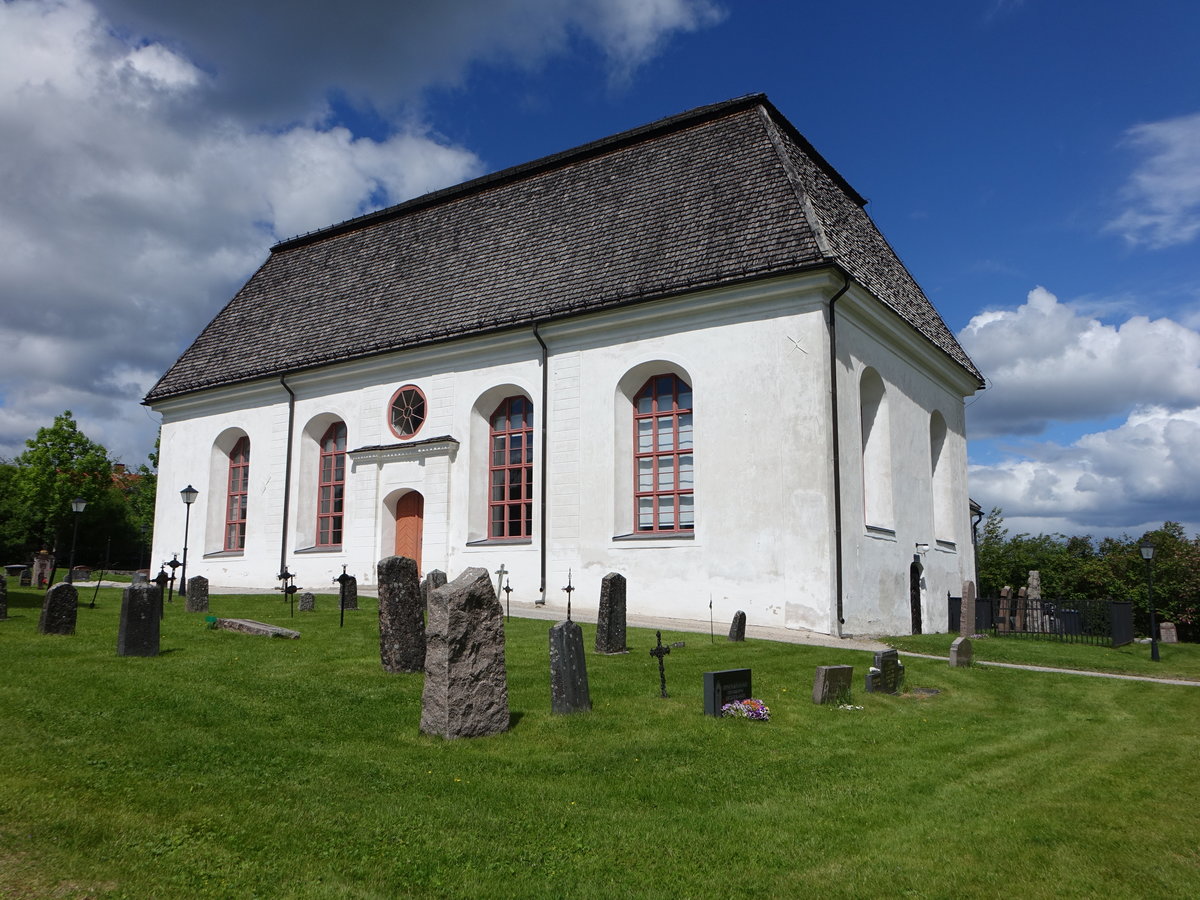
720 698 771 721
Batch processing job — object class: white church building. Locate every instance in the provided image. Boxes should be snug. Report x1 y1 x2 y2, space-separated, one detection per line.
145 95 984 637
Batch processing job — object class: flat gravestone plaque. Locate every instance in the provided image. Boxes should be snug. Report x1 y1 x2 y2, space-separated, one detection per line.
949 637 973 668
865 649 905 694
703 668 752 716
549 620 591 714
118 583 161 656
39 583 78 635
812 665 854 705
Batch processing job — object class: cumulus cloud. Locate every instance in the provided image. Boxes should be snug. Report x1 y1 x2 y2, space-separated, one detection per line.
1107 111 1200 249
0 0 722 464
960 286 1200 438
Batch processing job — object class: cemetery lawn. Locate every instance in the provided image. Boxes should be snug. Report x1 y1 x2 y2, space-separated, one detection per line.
884 632 1200 681
2 587 1199 899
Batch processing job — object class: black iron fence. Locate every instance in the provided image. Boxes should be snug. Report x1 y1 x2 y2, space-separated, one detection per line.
948 593 1133 647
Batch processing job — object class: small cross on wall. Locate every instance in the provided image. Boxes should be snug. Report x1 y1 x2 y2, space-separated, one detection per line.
562 569 575 621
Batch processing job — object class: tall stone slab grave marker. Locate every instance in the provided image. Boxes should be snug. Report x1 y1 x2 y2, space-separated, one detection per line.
960 580 976 636
118 582 161 656
378 555 425 673
420 569 447 611
343 575 359 611
185 576 209 613
728 610 747 642
549 619 591 714
420 567 509 739
39 583 78 635
595 572 628 654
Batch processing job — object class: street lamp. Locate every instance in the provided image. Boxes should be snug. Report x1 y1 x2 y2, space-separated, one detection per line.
66 496 86 584
1140 539 1159 662
179 485 198 596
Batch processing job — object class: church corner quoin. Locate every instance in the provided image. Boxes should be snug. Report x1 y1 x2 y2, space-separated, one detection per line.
144 94 983 638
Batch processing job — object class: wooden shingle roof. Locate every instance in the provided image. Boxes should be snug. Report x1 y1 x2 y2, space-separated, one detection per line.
145 94 982 402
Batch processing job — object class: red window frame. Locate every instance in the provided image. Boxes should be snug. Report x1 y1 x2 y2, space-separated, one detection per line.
224 436 250 551
488 396 534 539
388 384 427 440
317 422 347 547
634 374 694 532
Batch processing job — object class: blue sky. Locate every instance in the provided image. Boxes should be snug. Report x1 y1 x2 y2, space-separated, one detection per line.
1 0 1198 539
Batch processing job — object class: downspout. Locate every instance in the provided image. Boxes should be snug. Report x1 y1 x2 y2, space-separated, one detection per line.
532 323 549 604
279 374 296 581
826 270 852 636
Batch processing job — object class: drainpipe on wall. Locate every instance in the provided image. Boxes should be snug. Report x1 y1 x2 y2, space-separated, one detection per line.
532 323 549 604
279 374 296 583
826 269 852 636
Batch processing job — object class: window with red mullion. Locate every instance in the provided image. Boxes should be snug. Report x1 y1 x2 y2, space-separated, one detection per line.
224 436 250 551
488 396 534 539
633 375 694 532
317 422 347 547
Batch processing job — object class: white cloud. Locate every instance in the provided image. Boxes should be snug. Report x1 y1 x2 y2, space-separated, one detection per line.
1107 111 1200 249
960 286 1200 438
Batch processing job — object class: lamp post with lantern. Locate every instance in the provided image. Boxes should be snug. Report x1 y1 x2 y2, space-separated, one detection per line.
1140 539 1159 662
179 485 198 594
65 496 87 584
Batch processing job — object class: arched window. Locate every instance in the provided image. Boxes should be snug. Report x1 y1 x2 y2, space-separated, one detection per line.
317 422 347 547
224 436 250 551
489 396 534 539
634 374 694 532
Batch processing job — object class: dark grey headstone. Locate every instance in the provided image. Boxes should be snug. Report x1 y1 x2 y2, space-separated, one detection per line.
378 555 425 674
949 637 973 668
0 574 7 620
865 649 905 694
421 567 509 739
1160 622 1179 644
298 591 315 611
728 610 747 642
703 668 752 716
185 575 209 613
342 575 359 610
420 569 447 611
118 583 161 656
549 620 591 715
960 580 976 636
812 665 854 705
595 572 628 654
38 583 78 635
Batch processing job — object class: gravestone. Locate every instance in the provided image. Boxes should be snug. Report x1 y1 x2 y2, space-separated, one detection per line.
728 610 747 642
298 591 315 612
1160 622 1179 644
117 582 161 657
595 572 628 654
960 580 976 635
812 665 854 705
865 649 905 694
420 568 509 739
32 550 55 588
342 575 359 611
38 582 78 635
213 618 300 639
378 555 425 674
703 668 752 716
997 587 1012 633
420 569 447 611
949 636 973 668
549 619 592 714
0 574 7 620
185 575 209 613
132 571 149 585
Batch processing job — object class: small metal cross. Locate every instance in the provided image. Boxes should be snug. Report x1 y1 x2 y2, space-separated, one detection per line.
334 565 352 628
495 563 508 602
562 569 575 622
649 630 671 698
502 577 513 621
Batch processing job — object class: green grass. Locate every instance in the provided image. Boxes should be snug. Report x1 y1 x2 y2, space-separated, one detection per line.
884 631 1200 681
2 584 1199 898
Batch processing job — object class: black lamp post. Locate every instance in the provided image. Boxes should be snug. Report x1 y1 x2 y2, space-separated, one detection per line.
179 485 198 595
66 496 87 584
1140 539 1159 662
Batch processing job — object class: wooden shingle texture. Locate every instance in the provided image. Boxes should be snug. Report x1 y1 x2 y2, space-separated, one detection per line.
146 94 982 403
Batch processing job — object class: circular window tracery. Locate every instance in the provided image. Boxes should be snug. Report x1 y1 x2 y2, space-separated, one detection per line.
389 385 427 439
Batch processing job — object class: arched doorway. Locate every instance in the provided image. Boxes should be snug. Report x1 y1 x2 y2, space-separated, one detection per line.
394 491 424 573
909 557 923 635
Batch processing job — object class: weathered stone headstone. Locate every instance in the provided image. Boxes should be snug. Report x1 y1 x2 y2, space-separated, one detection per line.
997 586 1013 633
728 610 747 642
118 582 161 656
812 665 854 705
378 555 425 674
420 569 447 611
960 580 976 635
213 618 300 639
38 583 78 635
132 571 149 585
704 668 752 716
865 649 905 694
0 574 8 620
32 550 55 588
185 575 209 613
298 591 315 611
420 568 509 739
549 619 591 714
342 575 359 610
595 572 628 654
1160 622 1179 644
949 636 973 668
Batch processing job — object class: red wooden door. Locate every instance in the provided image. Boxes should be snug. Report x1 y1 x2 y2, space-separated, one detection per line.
394 492 424 574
